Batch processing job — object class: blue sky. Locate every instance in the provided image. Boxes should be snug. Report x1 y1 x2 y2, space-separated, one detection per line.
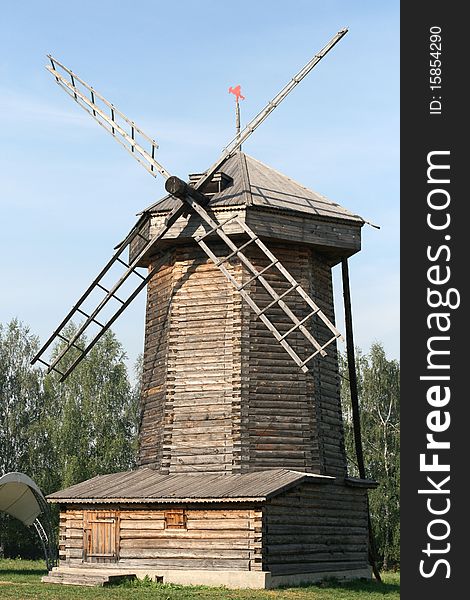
0 1 399 375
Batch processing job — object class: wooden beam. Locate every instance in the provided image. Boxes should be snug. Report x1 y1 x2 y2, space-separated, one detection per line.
341 257 382 583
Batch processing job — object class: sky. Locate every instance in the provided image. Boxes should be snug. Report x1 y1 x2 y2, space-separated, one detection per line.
0 0 399 377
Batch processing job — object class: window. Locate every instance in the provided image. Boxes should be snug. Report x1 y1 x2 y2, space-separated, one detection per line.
164 509 187 529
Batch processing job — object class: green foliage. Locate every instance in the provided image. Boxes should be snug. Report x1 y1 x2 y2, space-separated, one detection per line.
0 319 140 559
44 323 139 488
1 318 400 572
0 320 50 558
340 343 400 570
0 320 46 480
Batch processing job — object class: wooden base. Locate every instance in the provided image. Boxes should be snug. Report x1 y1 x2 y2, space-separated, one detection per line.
43 565 372 589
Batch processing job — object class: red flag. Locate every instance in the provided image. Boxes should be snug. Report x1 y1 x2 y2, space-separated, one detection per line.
228 85 245 102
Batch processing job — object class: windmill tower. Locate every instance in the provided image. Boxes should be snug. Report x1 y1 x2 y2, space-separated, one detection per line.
36 30 376 589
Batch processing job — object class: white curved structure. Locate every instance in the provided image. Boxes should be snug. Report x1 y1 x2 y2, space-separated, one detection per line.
0 471 57 569
0 471 45 526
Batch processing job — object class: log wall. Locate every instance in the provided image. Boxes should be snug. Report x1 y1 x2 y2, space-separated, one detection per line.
139 244 243 472
264 481 369 575
244 244 318 473
58 504 263 571
139 240 346 477
139 255 175 468
59 480 369 576
134 208 361 268
309 252 347 477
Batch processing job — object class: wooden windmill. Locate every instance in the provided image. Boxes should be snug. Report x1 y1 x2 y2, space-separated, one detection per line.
36 29 377 589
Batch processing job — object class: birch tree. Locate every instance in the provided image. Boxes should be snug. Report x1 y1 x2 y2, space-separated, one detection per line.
0 319 139 558
340 342 400 569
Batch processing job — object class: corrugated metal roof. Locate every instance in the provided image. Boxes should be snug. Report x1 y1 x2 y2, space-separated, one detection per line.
143 152 363 223
47 468 333 504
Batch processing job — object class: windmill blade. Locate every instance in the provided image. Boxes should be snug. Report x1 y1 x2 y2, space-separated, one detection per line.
179 193 344 372
46 27 346 195
46 56 171 180
192 27 348 188
37 28 348 380
31 202 184 381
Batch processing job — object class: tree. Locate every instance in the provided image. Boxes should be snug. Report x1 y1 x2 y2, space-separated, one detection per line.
0 319 140 558
0 319 44 477
340 342 400 570
0 319 48 557
44 324 139 489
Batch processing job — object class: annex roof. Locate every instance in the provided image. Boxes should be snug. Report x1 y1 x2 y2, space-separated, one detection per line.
144 152 363 223
47 468 333 504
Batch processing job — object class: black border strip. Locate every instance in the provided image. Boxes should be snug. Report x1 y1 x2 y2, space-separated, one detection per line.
401 5 467 597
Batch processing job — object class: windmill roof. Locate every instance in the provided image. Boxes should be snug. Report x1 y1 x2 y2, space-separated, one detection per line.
144 152 363 223
46 468 333 504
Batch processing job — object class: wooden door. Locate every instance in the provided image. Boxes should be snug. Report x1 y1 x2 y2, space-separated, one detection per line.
83 510 119 563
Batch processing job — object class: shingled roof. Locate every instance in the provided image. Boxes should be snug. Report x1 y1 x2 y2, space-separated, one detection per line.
144 152 363 223
47 468 333 504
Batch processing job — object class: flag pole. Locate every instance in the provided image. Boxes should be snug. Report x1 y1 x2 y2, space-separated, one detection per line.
229 85 244 148
235 98 240 136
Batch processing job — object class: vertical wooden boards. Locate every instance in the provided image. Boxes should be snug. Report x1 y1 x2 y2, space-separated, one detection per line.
83 511 119 563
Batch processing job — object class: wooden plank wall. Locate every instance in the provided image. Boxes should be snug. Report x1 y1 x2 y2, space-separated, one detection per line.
242 242 346 477
59 504 263 571
148 210 245 249
264 482 369 575
140 244 244 473
246 210 361 255
243 243 319 473
139 254 175 468
309 251 347 478
143 208 361 258
59 508 84 565
138 238 347 477
162 245 243 473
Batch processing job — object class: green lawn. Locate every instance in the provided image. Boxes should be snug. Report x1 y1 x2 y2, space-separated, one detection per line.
0 559 399 599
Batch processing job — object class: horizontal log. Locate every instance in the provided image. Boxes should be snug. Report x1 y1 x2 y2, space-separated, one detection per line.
119 538 253 550
64 538 83 549
187 519 251 530
267 525 367 535
267 560 367 575
120 529 252 540
267 535 366 546
120 521 165 530
265 515 367 526
119 548 250 559
186 510 253 519
119 511 166 520
117 557 250 570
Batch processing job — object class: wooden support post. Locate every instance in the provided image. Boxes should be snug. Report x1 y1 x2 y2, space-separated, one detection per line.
341 257 382 583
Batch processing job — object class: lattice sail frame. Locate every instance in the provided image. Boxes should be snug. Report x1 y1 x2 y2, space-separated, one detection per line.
191 210 343 373
33 29 348 380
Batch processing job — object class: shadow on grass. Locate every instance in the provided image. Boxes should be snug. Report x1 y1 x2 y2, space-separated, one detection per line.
0 567 47 577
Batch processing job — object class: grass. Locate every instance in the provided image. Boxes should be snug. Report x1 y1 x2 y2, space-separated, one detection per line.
0 559 399 599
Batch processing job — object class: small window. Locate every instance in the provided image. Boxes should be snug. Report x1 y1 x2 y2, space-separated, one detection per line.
164 509 187 529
